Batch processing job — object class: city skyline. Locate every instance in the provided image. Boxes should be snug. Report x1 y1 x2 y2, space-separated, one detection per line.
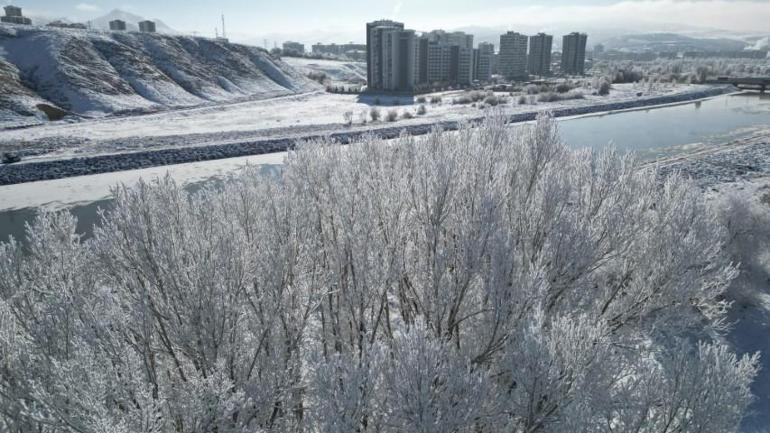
366 19 586 93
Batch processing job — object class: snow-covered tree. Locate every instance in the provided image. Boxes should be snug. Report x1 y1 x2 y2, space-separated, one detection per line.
0 114 758 433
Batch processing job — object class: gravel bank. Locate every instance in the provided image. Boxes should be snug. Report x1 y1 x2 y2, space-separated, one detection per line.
656 134 770 188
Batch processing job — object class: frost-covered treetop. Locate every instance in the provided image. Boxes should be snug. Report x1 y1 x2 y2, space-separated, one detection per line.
0 114 757 433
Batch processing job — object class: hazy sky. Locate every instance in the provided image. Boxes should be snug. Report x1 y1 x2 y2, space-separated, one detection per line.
9 0 770 42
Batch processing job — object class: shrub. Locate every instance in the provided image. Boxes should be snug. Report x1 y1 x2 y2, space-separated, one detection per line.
416 96 427 104
453 91 488 105
556 82 573 93
537 92 560 102
598 79 611 96
370 107 381 121
484 94 500 106
401 110 414 119
342 111 353 125
518 95 528 105
417 104 427 115
386 109 398 122
430 96 443 104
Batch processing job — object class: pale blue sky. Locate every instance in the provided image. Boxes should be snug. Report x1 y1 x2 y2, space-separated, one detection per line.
8 0 770 43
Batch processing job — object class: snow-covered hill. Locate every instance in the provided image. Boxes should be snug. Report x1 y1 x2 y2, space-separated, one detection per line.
0 24 319 127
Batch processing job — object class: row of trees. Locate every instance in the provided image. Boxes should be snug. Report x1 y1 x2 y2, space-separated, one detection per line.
0 115 758 432
592 58 770 86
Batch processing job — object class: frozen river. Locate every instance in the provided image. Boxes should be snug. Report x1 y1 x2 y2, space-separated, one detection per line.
1 91 769 243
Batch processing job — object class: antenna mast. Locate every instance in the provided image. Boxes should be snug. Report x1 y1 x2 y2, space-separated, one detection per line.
221 14 226 39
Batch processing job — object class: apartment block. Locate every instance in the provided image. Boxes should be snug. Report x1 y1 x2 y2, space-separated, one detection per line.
2 5 32 25
426 41 451 84
499 31 528 80
282 41 305 55
109 20 127 31
367 20 405 89
367 20 475 91
138 20 156 33
561 32 588 75
379 28 420 91
473 42 494 81
528 33 553 76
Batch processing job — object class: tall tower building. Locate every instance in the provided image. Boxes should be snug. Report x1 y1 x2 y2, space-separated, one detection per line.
528 33 553 76
561 32 588 75
380 28 420 91
499 32 529 80
366 21 476 91
473 42 494 81
423 30 474 86
366 20 405 89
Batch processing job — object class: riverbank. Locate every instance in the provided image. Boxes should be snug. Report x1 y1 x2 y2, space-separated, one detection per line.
654 128 770 187
0 85 734 186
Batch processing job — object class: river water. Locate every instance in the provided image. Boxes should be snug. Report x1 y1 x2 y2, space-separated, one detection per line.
1 91 769 243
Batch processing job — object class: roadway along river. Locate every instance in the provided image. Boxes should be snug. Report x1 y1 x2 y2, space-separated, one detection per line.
1 91 769 243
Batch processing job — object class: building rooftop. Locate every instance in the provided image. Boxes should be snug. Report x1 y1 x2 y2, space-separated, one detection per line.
4 5 23 17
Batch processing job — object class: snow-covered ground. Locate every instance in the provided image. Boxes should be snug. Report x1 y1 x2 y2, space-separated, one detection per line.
0 83 719 163
283 57 366 84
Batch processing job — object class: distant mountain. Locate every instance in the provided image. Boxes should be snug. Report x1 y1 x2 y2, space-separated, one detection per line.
602 33 748 53
89 9 178 34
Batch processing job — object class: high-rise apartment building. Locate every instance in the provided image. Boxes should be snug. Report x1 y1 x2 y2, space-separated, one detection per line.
499 32 529 80
380 28 420 91
367 20 405 89
561 32 588 75
426 41 451 84
425 30 473 50
473 42 494 81
450 45 473 85
367 21 475 91
422 30 473 86
528 33 553 76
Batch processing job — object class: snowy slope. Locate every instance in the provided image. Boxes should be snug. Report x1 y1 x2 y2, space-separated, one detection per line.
0 57 52 128
283 57 367 84
0 24 319 125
